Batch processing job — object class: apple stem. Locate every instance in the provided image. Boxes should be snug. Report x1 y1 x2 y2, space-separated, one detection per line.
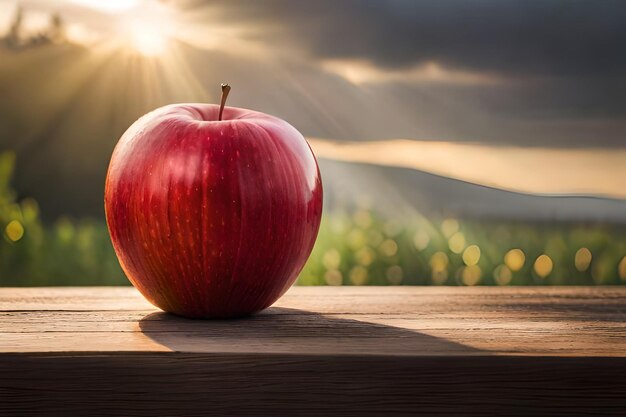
218 83 231 121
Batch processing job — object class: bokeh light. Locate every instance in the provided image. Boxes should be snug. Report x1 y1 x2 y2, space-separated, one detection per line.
322 249 341 270
448 231 466 254
413 229 430 250
324 269 343 286
386 265 403 284
5 220 24 242
349 265 368 285
462 265 482 286
493 264 512 285
574 247 592 272
355 247 375 266
441 218 459 238
430 251 448 271
462 244 481 266
379 239 398 257
504 248 525 272
534 254 553 278
347 229 366 249
430 251 449 284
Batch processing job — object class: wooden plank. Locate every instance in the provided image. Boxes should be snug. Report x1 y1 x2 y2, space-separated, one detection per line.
1 286 626 416
1 287 626 356
2 353 625 416
1 309 626 355
2 285 625 312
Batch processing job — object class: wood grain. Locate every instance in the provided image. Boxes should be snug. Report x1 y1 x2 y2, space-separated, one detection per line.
1 286 626 416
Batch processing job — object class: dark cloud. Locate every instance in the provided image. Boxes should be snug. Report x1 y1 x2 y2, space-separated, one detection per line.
172 0 626 141
374 80 626 147
180 0 626 78
144 1 626 146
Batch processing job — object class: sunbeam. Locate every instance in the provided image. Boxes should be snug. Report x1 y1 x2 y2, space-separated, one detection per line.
126 19 169 57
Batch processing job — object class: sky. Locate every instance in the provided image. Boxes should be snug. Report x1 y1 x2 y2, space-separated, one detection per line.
5 0 626 144
2 0 626 200
178 0 626 147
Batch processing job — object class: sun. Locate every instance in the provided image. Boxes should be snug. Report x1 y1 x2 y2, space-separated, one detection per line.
128 20 169 56
71 0 178 57
127 19 170 57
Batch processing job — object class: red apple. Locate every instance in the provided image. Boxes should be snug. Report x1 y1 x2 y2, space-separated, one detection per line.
105 86 323 318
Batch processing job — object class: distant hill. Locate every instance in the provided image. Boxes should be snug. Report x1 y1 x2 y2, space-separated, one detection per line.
320 158 626 223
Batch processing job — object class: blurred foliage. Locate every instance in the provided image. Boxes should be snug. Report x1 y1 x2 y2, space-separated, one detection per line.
1 151 626 286
0 152 125 286
299 209 626 286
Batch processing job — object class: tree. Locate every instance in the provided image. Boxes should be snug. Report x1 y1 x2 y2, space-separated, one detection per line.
5 5 23 49
48 12 65 43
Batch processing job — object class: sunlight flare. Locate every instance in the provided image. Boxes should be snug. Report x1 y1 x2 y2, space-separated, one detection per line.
127 19 169 56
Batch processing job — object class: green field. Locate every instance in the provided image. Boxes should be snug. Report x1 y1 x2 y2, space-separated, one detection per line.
2 151 625 286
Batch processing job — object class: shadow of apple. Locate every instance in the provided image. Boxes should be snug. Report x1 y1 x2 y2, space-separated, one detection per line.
138 307 480 356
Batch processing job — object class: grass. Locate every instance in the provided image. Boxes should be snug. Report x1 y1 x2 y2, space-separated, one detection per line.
298 210 626 286
1 151 626 286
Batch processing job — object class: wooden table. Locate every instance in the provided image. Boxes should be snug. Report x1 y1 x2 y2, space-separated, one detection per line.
1 287 626 416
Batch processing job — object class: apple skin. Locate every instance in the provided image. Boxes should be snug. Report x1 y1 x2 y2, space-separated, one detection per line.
105 104 322 318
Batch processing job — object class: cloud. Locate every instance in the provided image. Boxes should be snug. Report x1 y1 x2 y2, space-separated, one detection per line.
179 0 626 78
321 59 504 86
171 0 626 143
